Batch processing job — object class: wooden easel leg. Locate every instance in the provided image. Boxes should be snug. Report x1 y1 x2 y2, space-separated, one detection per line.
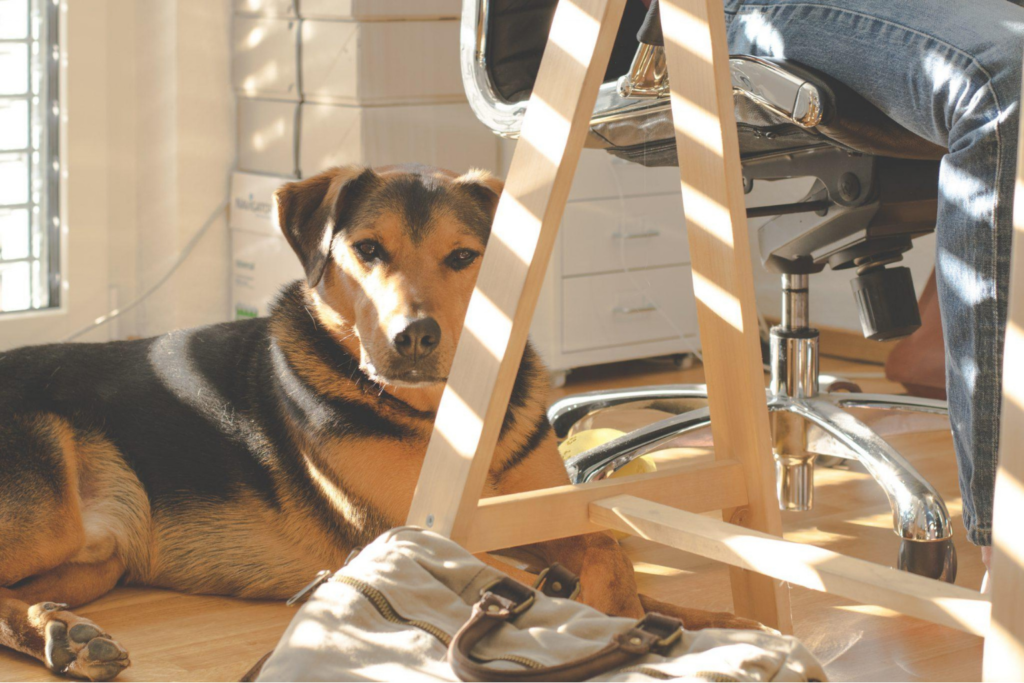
660 0 793 632
406 0 627 539
982 65 1024 683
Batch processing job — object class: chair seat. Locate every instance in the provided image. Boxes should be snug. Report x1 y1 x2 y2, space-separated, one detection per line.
478 0 945 165
601 56 946 166
738 57 946 162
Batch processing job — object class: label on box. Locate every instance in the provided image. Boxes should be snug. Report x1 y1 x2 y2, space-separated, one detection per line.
231 228 304 319
230 171 292 235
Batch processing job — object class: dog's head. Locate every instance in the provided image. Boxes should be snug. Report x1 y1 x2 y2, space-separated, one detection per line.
275 164 502 388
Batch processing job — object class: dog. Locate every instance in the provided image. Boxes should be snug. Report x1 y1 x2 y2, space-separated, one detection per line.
0 165 761 681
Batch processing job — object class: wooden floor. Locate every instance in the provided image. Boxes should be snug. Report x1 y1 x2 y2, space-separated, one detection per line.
0 355 982 682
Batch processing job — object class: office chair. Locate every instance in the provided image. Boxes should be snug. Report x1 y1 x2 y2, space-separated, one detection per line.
462 0 956 580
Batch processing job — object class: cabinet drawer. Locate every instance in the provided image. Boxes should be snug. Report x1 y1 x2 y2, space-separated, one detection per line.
561 194 688 277
570 148 681 201
233 17 300 100
562 266 697 353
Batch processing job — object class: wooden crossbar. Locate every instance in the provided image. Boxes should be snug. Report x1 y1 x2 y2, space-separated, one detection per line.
462 459 747 553
592 495 992 636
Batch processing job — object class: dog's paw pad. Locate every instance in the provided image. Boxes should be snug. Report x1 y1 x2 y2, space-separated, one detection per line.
69 636 130 681
69 624 103 644
40 610 130 681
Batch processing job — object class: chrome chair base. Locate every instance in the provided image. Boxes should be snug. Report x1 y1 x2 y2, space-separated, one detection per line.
549 275 956 580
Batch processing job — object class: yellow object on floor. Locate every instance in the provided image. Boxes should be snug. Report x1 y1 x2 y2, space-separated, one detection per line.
558 428 658 478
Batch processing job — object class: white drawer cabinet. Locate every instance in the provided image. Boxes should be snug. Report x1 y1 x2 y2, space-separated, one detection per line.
561 266 698 354
568 149 680 201
530 200 700 377
561 194 688 277
501 141 681 202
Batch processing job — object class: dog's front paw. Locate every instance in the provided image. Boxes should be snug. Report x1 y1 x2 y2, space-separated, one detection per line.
31 602 131 681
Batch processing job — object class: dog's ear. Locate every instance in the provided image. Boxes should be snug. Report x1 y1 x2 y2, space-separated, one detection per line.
454 168 504 219
274 166 380 287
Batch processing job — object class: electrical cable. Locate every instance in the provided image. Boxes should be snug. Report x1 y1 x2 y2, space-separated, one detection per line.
63 200 229 342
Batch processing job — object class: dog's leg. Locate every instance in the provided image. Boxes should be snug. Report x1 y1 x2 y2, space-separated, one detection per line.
0 556 130 681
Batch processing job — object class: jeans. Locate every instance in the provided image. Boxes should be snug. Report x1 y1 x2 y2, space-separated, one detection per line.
722 0 1024 546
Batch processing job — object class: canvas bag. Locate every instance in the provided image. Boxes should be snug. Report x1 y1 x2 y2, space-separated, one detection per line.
256 527 826 682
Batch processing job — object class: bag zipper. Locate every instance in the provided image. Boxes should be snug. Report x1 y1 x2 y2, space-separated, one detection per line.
333 574 543 670
334 575 454 645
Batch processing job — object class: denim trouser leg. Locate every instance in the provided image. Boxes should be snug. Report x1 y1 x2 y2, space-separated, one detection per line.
722 0 1024 545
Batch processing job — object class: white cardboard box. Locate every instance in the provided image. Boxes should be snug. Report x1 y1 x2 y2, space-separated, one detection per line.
231 228 304 319
237 98 300 176
298 0 459 20
233 17 301 100
233 0 297 17
230 170 292 235
230 171 303 319
298 101 500 176
301 19 462 105
238 99 499 180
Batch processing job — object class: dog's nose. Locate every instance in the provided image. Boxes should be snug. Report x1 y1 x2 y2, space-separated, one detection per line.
392 317 441 359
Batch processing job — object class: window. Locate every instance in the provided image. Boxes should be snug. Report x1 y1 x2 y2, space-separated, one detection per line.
0 0 58 314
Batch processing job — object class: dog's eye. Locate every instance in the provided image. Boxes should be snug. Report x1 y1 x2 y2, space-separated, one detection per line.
446 248 480 271
354 240 385 263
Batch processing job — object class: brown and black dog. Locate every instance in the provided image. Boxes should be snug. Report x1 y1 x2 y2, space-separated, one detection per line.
0 165 759 681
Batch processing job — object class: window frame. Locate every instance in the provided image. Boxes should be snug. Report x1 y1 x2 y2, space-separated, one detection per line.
0 0 61 316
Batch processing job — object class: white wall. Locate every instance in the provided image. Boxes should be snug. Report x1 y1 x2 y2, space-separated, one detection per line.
129 0 235 338
0 0 235 351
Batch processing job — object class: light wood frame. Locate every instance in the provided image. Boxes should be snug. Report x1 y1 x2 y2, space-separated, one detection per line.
408 0 1024 675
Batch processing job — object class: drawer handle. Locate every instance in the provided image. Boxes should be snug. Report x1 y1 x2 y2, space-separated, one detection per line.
611 229 661 240
613 304 657 315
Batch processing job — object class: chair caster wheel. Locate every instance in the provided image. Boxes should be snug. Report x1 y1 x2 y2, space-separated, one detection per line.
898 538 957 583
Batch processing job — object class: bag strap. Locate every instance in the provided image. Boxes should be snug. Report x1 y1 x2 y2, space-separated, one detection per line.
448 577 682 682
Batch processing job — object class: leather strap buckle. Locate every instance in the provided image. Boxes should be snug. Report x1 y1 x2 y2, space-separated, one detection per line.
636 612 684 649
478 576 536 618
533 563 581 600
